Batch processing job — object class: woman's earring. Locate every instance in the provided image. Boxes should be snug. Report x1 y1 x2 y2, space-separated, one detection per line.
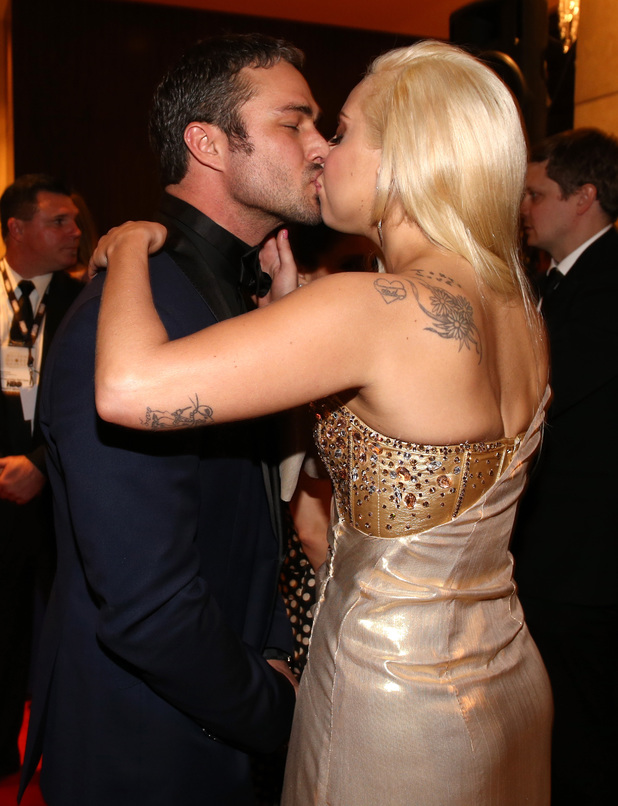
377 220 383 247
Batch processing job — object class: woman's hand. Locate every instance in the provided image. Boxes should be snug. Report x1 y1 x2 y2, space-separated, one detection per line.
89 221 167 278
258 228 299 307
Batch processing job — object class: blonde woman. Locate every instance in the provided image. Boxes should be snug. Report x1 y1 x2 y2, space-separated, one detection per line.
94 41 551 805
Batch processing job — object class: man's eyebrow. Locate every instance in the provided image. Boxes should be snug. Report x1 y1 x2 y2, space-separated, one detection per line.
275 103 322 122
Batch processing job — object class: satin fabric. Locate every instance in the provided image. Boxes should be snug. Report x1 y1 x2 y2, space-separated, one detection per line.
282 389 552 805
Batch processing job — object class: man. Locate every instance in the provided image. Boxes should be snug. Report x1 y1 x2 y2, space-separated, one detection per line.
512 128 618 805
0 174 82 780
19 34 328 806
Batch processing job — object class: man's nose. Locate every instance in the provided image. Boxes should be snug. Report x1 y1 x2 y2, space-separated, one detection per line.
310 131 329 164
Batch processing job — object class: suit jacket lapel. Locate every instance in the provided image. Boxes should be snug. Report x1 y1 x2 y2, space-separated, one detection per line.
158 194 249 323
542 228 617 323
164 232 236 323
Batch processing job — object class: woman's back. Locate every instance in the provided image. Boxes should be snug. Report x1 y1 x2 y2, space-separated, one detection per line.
335 249 547 448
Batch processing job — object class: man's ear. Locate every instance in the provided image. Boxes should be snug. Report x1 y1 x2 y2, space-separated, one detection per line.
575 183 598 215
184 122 228 172
7 217 25 242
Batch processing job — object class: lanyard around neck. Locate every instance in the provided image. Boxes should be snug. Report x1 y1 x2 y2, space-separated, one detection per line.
1 258 51 347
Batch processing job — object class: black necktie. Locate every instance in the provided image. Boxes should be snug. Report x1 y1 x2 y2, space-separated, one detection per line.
542 267 563 302
10 280 35 344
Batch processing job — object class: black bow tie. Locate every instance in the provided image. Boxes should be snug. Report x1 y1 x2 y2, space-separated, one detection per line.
240 248 272 298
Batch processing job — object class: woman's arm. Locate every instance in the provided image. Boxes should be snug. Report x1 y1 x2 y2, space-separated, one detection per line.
94 222 375 431
289 470 331 572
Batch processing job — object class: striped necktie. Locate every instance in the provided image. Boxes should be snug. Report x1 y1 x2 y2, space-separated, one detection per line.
10 280 35 344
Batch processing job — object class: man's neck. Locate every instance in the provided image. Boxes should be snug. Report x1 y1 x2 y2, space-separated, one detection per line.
552 214 612 263
165 181 279 247
553 224 613 272
4 247 50 280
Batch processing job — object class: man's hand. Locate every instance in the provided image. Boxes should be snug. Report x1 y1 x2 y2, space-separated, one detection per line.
0 455 46 504
258 229 299 307
267 658 299 695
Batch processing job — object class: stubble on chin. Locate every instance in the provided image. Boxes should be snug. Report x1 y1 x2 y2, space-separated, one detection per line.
294 200 322 226
289 166 324 226
286 184 322 226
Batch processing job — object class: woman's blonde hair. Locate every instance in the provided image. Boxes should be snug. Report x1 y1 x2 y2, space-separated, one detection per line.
365 40 533 311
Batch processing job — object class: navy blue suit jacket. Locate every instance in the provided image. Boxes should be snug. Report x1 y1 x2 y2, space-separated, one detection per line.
19 235 295 805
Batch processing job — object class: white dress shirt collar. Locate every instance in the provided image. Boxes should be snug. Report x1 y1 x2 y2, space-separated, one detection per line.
1 257 53 306
551 225 612 275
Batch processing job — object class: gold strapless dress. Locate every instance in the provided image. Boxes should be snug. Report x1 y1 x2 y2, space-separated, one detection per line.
281 389 552 806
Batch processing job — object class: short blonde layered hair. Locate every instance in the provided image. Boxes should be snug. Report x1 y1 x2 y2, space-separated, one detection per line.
365 40 530 306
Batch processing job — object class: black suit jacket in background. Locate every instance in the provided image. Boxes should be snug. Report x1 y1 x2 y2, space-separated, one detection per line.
0 267 83 568
0 270 83 473
19 198 294 806
0 269 82 777
512 227 618 607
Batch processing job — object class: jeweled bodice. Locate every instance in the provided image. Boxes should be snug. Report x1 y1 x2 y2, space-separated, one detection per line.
313 398 523 538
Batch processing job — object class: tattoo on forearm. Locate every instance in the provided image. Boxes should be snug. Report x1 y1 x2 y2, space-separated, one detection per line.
141 395 214 429
373 270 482 361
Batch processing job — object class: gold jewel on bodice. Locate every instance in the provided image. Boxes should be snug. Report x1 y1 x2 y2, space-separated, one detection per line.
313 398 523 538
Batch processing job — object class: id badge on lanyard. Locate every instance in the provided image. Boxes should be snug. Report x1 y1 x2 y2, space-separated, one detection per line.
1 343 34 388
1 260 49 425
0 343 38 423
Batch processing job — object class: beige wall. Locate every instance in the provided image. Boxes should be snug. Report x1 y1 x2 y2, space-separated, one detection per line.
575 0 618 134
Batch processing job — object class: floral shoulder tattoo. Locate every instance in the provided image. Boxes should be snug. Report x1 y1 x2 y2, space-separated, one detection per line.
373 269 482 361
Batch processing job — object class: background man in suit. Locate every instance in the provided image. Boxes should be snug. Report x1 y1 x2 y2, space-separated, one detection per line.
0 174 82 779
19 34 328 806
512 128 618 805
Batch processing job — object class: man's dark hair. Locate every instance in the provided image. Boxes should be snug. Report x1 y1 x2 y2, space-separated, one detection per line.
530 128 618 222
149 33 305 187
1 173 72 240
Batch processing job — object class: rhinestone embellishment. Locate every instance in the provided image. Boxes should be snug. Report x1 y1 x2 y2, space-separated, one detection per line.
312 398 523 538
